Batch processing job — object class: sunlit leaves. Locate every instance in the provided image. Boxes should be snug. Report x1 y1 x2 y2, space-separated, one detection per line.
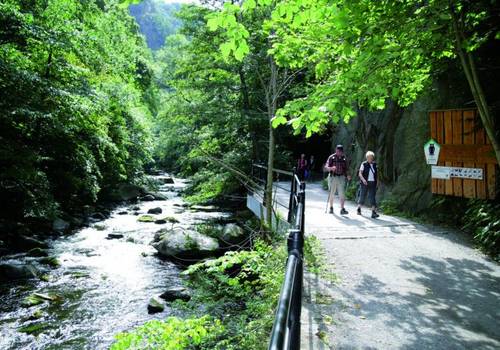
265 0 494 136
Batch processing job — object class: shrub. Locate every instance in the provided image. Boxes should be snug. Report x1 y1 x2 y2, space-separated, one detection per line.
464 200 500 260
110 316 224 350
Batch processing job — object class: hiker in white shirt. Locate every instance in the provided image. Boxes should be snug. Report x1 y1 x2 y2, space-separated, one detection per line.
357 151 379 218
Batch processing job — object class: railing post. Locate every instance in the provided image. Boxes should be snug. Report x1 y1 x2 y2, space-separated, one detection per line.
286 229 303 350
287 168 296 223
299 182 306 234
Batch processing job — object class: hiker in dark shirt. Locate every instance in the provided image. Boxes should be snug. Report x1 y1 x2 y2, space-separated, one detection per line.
306 155 315 181
324 145 351 215
297 153 308 180
357 151 379 218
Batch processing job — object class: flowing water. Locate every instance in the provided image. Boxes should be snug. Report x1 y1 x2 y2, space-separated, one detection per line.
0 176 230 350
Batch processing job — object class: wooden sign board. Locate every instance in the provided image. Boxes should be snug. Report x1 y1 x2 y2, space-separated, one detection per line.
429 109 497 200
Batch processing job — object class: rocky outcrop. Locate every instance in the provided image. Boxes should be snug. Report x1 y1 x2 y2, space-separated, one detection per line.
329 71 473 212
152 228 219 259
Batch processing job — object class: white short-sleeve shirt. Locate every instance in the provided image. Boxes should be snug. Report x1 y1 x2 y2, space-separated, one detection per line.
360 162 375 182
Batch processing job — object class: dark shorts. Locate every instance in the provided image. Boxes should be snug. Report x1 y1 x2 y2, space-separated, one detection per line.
358 181 377 207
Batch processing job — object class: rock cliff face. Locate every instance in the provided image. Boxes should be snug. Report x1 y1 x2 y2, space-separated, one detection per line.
331 67 474 212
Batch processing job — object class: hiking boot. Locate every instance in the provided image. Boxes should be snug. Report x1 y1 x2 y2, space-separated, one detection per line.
329 207 334 214
340 208 348 215
371 211 380 219
357 207 361 215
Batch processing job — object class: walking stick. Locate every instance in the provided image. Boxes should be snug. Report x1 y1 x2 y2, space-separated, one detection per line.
325 189 331 213
324 174 331 213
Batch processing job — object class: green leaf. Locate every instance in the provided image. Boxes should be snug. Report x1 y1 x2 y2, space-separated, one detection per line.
220 42 232 60
242 0 256 12
207 17 219 31
234 40 249 61
271 115 287 128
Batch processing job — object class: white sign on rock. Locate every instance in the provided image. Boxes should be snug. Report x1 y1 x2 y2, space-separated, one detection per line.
431 166 451 179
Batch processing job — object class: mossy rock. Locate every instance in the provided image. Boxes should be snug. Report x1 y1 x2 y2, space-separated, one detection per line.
28 309 45 320
147 296 165 314
39 257 60 268
18 322 50 335
157 216 179 224
28 248 49 257
21 293 57 308
70 272 90 279
39 274 51 282
138 215 155 223
21 294 45 308
93 224 107 231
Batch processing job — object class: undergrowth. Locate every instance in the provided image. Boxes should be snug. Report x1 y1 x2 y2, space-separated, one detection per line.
110 238 287 349
304 235 338 283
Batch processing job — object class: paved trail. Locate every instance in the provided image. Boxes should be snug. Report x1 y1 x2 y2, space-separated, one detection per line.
273 182 500 350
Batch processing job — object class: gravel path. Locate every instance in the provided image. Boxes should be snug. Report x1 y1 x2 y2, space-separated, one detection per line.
274 182 500 350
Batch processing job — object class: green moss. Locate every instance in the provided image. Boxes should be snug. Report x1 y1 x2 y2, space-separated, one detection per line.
138 215 155 222
40 257 60 268
18 322 50 335
70 272 90 279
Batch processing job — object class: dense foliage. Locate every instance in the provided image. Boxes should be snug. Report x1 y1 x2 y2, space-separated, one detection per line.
211 0 500 163
0 0 156 221
152 4 296 204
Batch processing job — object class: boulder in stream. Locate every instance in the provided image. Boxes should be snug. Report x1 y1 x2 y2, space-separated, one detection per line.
118 211 128 215
147 296 165 314
159 286 191 302
140 194 155 202
21 293 58 308
190 205 219 212
39 256 60 268
0 263 39 281
152 228 219 259
107 233 124 240
27 248 49 257
138 215 155 223
52 218 70 233
221 223 246 244
147 207 162 214
109 183 145 201
159 176 175 184
155 216 179 225
10 235 48 250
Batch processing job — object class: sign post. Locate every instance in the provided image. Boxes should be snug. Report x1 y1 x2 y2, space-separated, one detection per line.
424 138 440 165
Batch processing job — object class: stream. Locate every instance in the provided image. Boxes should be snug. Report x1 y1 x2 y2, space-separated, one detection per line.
0 176 231 350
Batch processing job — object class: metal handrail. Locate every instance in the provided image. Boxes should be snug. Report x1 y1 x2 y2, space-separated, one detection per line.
250 163 305 350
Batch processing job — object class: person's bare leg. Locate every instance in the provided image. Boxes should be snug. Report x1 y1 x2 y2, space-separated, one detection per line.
340 197 345 209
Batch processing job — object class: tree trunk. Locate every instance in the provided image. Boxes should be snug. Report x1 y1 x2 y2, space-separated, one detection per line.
265 55 278 226
238 66 259 161
450 4 500 166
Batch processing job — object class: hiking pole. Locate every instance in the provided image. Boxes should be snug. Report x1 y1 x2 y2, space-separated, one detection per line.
325 189 331 213
324 174 332 213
